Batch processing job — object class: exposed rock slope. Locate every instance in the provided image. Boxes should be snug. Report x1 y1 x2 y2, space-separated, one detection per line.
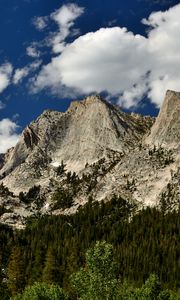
0 95 152 194
0 91 179 228
145 90 180 147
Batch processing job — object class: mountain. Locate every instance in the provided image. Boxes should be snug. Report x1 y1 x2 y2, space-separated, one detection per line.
145 90 180 147
0 91 179 228
0 95 152 193
0 153 4 169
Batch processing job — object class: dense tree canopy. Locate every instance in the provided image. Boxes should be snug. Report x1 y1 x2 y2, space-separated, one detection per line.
10 242 180 300
1 196 180 299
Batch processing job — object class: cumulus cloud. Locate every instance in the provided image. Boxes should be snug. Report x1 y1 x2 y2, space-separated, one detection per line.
33 27 148 95
118 80 149 108
0 119 20 153
13 60 42 84
50 3 84 53
32 4 180 108
0 63 13 93
30 3 84 57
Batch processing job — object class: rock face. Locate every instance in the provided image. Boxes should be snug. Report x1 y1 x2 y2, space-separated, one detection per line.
0 153 4 170
145 90 180 147
0 95 152 194
0 91 179 228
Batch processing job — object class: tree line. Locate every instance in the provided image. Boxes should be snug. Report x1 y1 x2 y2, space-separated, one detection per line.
0 196 180 299
10 241 180 299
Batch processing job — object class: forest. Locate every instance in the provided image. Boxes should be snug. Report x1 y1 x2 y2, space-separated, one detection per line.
0 196 180 299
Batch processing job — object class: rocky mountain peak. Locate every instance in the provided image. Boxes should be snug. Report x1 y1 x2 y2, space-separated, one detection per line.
0 94 152 194
162 90 180 115
67 94 108 113
0 91 180 228
83 94 106 104
166 89 180 98
145 89 180 148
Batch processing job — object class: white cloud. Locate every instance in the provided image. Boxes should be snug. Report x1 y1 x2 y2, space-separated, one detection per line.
33 27 149 102
26 45 40 58
32 16 48 31
0 119 20 153
142 4 180 105
28 3 84 61
50 3 84 53
13 60 42 84
33 4 180 108
0 63 13 93
118 81 148 108
13 68 30 85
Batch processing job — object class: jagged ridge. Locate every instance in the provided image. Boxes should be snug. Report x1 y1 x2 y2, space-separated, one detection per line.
0 91 179 228
0 94 152 193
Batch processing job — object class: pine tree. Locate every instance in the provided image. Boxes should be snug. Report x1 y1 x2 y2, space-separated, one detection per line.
7 246 25 296
42 247 58 284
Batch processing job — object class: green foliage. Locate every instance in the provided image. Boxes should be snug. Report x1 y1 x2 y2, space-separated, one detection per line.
116 274 179 300
71 243 180 300
1 198 180 297
81 157 121 194
19 185 42 207
10 282 68 300
159 182 177 213
0 224 14 300
19 185 45 211
0 183 14 197
71 241 118 300
7 246 25 295
52 187 74 209
0 205 12 217
0 223 13 267
137 274 161 299
5 200 179 293
56 161 65 176
65 171 81 195
42 247 59 284
148 146 174 167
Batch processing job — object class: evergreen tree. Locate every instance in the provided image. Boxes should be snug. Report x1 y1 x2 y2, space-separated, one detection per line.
42 247 59 284
7 246 25 296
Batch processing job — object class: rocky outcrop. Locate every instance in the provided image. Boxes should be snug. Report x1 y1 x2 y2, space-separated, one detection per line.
0 91 180 228
145 90 180 148
23 126 40 148
0 95 152 194
0 153 4 170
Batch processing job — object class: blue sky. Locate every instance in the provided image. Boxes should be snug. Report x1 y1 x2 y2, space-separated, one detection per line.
0 0 180 153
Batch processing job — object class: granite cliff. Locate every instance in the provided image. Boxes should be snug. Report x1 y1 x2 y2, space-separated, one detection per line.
0 91 179 228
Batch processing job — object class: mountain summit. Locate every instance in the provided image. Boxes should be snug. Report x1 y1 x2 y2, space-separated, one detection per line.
0 92 179 228
145 90 180 147
0 94 152 193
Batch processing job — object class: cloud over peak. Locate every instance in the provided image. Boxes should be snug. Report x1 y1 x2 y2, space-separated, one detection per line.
0 118 20 153
32 3 180 108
